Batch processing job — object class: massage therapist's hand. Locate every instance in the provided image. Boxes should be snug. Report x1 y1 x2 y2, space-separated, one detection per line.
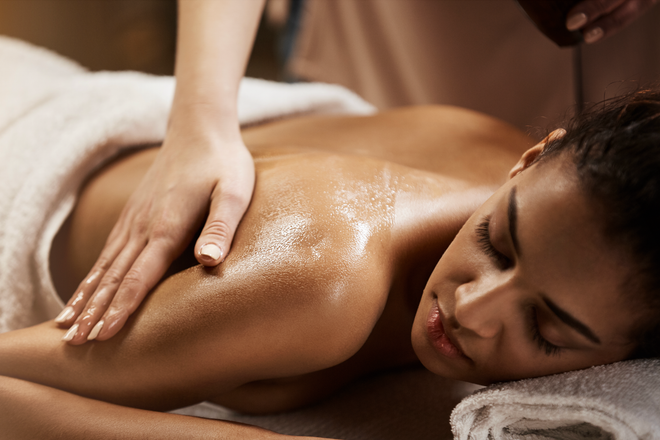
567 0 658 43
57 115 255 344
55 0 265 344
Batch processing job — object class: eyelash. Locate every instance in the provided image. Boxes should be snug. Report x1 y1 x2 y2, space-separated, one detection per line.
528 306 562 357
475 217 512 270
475 218 561 357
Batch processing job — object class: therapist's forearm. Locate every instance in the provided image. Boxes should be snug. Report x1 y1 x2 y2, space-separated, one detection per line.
174 0 266 135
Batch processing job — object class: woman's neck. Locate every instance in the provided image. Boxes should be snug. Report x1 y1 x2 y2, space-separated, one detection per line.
390 180 498 315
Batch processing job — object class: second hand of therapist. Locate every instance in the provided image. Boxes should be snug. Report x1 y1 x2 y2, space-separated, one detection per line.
565 0 658 43
55 0 266 344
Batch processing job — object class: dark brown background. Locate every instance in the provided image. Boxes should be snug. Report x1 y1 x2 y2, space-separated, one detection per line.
0 0 281 79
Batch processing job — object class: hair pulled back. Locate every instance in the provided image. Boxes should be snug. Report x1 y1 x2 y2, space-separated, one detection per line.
537 88 660 359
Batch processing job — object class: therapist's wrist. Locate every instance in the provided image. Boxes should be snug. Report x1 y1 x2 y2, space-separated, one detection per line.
167 101 243 147
171 96 238 123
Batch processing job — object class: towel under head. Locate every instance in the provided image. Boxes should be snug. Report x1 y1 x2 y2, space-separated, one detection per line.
452 358 660 440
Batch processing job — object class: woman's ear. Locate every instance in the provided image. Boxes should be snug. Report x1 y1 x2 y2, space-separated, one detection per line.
509 129 566 179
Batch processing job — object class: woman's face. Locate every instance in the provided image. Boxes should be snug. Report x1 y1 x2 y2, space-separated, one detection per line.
412 143 639 385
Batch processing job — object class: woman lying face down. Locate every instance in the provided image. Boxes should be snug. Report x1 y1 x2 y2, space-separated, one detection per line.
415 133 639 384
1 91 659 437
416 90 660 386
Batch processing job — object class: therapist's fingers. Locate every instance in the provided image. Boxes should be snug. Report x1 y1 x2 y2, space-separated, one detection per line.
54 225 130 329
567 0 626 30
62 195 199 345
583 0 657 43
62 240 148 345
56 132 255 344
195 148 255 267
89 239 179 342
195 186 251 267
567 0 658 43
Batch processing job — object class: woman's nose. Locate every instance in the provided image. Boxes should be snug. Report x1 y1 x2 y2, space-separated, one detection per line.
453 277 511 339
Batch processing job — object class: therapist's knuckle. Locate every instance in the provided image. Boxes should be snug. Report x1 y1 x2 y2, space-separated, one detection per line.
94 255 113 272
119 271 149 299
583 0 614 16
151 211 188 241
151 221 176 242
121 269 145 287
104 306 129 327
225 187 252 211
131 217 150 236
102 269 124 287
603 14 624 29
204 219 232 241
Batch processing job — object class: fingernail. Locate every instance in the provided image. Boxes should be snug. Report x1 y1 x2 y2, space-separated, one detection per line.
199 243 223 261
87 320 104 341
584 27 603 44
566 12 588 31
62 323 79 342
55 306 75 323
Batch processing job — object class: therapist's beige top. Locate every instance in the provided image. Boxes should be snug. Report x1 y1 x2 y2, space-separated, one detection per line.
287 0 660 132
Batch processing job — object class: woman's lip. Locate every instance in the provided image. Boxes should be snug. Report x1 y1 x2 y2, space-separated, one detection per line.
426 299 470 360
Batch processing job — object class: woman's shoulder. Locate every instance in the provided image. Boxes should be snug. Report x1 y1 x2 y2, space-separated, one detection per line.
243 105 535 185
234 149 399 301
242 149 456 279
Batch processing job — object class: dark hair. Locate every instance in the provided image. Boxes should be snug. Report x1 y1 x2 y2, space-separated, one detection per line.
536 88 660 359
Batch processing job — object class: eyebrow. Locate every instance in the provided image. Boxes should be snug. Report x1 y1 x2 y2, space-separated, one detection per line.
507 187 520 255
507 186 601 346
543 297 602 345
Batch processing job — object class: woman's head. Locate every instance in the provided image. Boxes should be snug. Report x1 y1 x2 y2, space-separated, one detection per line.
412 89 660 385
536 88 660 360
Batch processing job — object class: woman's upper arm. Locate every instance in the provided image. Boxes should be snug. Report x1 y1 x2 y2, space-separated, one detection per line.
0 251 386 410
1 154 393 410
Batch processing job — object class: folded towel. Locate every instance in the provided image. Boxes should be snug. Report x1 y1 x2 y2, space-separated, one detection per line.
451 358 660 440
0 35 375 333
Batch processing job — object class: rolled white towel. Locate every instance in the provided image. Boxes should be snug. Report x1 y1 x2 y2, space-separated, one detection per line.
451 358 660 440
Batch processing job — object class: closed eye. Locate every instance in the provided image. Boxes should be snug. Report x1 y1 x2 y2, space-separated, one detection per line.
528 305 562 356
475 217 512 270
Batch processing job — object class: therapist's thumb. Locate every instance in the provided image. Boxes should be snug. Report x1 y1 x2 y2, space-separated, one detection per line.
194 187 251 267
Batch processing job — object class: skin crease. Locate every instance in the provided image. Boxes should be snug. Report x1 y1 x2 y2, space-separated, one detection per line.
0 106 641 438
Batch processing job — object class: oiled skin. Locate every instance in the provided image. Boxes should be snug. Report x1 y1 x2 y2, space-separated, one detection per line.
0 106 532 414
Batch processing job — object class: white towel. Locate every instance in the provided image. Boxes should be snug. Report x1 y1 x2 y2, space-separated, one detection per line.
451 358 660 440
0 35 375 333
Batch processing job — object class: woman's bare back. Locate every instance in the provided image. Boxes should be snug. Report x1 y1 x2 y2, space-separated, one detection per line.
59 105 531 283
40 106 532 413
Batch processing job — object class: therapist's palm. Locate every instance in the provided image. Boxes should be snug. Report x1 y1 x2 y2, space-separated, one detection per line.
57 129 255 344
